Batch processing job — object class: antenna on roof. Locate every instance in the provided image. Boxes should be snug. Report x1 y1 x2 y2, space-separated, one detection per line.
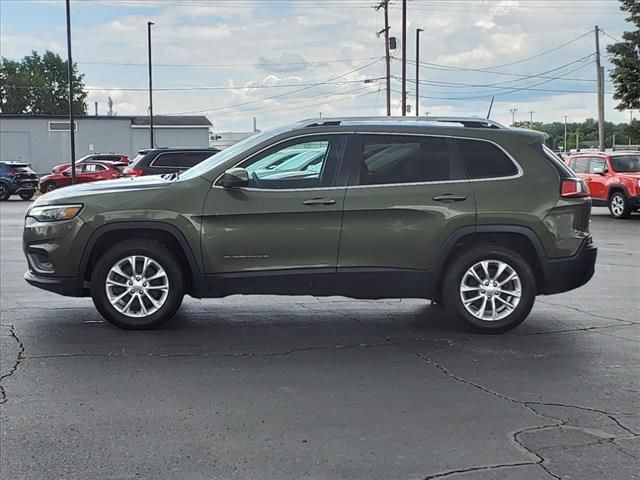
486 96 495 120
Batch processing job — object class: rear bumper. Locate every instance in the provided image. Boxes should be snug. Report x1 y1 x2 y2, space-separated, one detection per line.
24 271 87 297
541 241 597 295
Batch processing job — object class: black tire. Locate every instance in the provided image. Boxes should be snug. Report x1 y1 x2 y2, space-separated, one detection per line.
90 239 185 330
442 245 536 334
608 191 631 219
19 191 34 201
0 183 10 201
43 182 57 193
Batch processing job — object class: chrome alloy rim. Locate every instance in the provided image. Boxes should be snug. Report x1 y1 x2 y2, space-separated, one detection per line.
459 260 521 321
610 194 625 217
105 255 169 317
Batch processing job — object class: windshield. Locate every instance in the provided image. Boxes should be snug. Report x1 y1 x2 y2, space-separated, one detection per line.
611 155 640 173
179 125 293 181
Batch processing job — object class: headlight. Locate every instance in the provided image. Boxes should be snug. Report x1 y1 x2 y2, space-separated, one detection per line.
28 204 83 222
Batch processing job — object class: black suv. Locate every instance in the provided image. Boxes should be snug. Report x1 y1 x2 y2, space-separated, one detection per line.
124 148 219 177
0 161 38 201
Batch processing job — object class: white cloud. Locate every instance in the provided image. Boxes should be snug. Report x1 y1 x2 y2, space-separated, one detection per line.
0 0 630 131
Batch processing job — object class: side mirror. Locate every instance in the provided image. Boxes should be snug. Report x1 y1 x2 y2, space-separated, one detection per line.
592 167 605 175
62 170 71 176
219 167 249 188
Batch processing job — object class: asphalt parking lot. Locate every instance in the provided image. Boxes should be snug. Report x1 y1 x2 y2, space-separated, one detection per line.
1 199 638 480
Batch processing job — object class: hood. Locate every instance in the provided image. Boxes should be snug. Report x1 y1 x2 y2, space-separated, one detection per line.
35 175 169 205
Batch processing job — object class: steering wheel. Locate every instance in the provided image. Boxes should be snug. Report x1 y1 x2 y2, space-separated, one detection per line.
250 171 263 188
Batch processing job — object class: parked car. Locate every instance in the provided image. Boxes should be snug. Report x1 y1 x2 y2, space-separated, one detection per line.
0 161 39 201
566 152 640 218
123 148 219 177
24 117 596 333
51 153 130 174
38 162 125 193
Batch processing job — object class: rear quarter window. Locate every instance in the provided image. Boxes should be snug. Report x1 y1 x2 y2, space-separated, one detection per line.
152 152 212 168
455 138 518 179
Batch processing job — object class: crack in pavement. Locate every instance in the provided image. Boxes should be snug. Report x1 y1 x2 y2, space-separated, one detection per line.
421 461 543 479
536 300 639 326
328 309 639 480
22 342 394 361
0 323 25 405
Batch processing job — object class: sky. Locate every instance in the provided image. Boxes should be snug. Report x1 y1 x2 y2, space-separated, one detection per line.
0 0 632 132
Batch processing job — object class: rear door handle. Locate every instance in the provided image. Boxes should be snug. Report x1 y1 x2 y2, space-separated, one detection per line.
303 198 336 206
432 194 467 202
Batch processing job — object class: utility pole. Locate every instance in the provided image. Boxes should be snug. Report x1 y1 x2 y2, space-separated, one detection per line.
65 0 77 184
415 28 423 116
401 0 407 116
595 26 605 151
564 115 568 153
612 132 616 151
529 110 534 129
375 1 391 116
510 107 518 126
147 21 155 149
576 131 580 151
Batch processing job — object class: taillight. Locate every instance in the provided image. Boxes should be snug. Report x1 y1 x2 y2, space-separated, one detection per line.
561 178 589 198
125 168 144 176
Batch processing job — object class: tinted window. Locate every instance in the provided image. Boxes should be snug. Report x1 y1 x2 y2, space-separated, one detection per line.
97 155 121 162
358 136 462 185
152 152 212 168
456 139 518 179
589 157 606 173
610 155 640 173
572 157 589 174
241 136 345 189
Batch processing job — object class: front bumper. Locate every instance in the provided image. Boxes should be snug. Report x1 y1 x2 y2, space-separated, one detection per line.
541 241 597 295
627 195 640 210
24 271 87 297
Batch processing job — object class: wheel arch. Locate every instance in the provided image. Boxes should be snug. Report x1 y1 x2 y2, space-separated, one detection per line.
432 225 546 301
607 184 628 199
80 221 204 298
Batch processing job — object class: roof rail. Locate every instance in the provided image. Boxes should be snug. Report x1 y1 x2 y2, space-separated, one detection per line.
300 116 506 129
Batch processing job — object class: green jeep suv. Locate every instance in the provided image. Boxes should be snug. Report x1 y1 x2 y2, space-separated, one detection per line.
23 117 597 333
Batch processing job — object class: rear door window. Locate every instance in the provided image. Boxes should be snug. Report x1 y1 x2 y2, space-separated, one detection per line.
572 157 590 174
455 138 518 179
355 135 464 185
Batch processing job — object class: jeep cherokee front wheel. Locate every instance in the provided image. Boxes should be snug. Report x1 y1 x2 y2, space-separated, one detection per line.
90 239 185 329
443 246 536 333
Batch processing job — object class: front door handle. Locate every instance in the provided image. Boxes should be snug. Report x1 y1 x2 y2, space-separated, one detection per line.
432 193 467 202
303 198 336 206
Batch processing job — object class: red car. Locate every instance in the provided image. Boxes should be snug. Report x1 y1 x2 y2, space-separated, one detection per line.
50 153 130 174
39 162 125 193
566 152 640 218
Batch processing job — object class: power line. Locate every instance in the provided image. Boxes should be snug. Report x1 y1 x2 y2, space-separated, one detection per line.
406 54 597 88
72 56 381 68
4 78 383 92
167 57 383 115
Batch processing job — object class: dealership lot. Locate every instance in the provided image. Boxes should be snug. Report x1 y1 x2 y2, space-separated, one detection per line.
1 200 638 479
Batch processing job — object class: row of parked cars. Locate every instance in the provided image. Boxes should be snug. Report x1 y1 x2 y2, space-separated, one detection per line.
0 148 220 200
4 145 640 220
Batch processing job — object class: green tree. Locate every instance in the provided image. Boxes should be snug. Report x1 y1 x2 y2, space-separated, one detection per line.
607 0 640 110
0 50 87 115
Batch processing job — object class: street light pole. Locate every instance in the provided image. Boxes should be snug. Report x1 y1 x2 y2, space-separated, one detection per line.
563 115 568 152
147 21 155 149
65 0 77 185
510 107 518 126
401 0 407 116
415 28 423 117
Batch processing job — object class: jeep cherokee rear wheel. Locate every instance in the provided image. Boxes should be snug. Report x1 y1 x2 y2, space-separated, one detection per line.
90 239 185 329
608 192 631 219
443 246 536 333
